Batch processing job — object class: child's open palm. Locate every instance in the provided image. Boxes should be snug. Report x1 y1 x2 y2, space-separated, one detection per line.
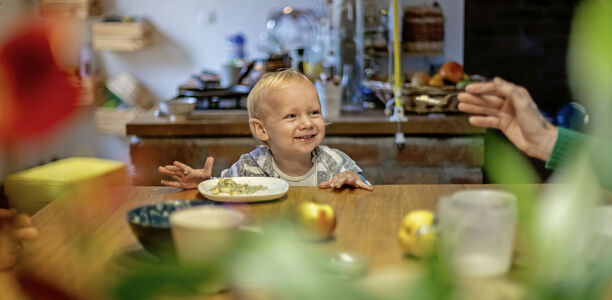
158 157 214 189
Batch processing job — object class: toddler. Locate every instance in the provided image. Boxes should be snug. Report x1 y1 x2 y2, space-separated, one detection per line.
159 69 372 191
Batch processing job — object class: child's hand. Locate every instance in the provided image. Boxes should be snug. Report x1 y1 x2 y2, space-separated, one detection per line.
319 171 373 191
158 157 215 189
1 208 38 271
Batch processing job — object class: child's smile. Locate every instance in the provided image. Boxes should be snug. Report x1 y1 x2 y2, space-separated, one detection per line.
294 133 318 142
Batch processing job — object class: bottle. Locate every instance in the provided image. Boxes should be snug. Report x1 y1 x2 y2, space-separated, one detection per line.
292 48 306 74
226 33 246 65
341 64 353 104
340 64 363 112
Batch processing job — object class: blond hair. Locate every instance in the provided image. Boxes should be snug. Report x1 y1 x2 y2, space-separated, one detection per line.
247 69 311 120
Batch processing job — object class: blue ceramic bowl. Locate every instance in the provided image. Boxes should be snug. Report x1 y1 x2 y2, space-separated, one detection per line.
126 200 219 258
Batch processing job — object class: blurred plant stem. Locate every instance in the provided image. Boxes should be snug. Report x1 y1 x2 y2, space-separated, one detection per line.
407 256 454 300
484 131 539 255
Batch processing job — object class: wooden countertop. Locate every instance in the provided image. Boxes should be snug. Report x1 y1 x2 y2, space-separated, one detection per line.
126 110 485 137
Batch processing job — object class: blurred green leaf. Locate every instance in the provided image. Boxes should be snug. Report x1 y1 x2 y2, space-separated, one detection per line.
112 255 227 300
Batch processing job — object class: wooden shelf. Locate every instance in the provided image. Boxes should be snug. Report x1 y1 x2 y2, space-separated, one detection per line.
92 18 153 52
39 0 101 19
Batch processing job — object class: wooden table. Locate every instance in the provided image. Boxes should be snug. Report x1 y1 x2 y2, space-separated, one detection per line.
6 185 524 299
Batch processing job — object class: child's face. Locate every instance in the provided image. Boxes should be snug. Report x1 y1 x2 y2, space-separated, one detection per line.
259 79 325 158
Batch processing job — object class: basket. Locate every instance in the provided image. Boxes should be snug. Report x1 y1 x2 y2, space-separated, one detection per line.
402 5 444 53
106 72 155 110
363 80 460 114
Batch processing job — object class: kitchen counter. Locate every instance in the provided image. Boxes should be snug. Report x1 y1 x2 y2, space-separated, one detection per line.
126 109 485 137
125 110 485 186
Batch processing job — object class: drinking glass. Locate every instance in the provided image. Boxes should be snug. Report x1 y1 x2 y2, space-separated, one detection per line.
437 190 517 277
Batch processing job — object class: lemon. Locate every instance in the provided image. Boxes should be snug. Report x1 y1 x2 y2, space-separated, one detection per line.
397 210 437 258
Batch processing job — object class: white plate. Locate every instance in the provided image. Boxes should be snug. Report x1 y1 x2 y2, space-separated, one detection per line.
198 177 289 203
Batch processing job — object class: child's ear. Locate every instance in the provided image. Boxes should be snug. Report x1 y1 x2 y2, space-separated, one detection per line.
249 118 269 142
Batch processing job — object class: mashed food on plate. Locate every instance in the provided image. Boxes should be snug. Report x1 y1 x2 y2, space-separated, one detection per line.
209 178 267 195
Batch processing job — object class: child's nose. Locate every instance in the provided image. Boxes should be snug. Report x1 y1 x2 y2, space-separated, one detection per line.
299 116 313 128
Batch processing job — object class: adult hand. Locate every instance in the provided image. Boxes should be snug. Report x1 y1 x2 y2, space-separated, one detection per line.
319 171 373 191
158 157 214 189
1 208 38 271
458 77 558 161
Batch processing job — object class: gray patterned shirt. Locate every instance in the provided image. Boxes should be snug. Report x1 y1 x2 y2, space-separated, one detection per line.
220 145 366 185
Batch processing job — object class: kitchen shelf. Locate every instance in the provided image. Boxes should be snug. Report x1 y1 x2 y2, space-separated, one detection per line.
92 18 153 52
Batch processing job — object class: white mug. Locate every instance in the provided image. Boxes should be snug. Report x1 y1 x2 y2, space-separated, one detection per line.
170 206 246 264
170 206 247 294
220 65 242 88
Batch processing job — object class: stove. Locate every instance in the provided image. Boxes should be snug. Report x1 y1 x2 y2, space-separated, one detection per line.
177 73 250 110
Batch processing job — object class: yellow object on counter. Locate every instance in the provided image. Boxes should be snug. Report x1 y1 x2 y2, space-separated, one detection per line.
398 210 437 258
4 157 128 215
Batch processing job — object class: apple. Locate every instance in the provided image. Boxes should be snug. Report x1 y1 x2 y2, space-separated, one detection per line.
397 210 437 258
296 202 337 241
439 61 464 83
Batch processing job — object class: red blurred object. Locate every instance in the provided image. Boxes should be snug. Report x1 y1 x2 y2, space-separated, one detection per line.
0 22 78 146
16 270 82 300
439 61 464 83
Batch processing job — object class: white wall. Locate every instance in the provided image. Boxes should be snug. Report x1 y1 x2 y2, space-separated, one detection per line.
98 0 327 101
98 0 463 101
437 0 464 64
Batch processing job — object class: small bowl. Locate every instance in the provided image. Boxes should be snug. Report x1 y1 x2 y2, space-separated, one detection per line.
159 97 197 121
126 200 219 258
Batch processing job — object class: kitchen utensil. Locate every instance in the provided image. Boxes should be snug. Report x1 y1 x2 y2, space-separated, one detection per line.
158 96 197 121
